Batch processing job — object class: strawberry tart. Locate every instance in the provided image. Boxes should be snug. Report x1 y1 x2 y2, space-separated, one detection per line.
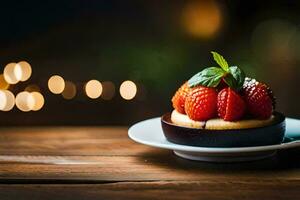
161 52 285 147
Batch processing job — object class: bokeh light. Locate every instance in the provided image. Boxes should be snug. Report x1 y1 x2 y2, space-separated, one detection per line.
2 90 15 111
15 91 35 112
119 80 137 100
3 63 19 84
13 63 22 81
17 61 32 82
48 75 65 94
62 81 77 100
31 92 44 111
0 74 9 90
85 80 102 99
0 91 6 110
182 0 222 38
101 81 115 100
0 90 15 111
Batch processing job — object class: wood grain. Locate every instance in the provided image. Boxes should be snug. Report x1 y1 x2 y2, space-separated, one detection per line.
0 127 299 199
0 127 153 155
1 181 300 200
0 154 300 182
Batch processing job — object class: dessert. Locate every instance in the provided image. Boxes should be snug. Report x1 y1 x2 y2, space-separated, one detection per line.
161 51 285 147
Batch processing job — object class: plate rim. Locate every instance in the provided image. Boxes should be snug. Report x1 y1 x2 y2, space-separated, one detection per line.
128 117 300 154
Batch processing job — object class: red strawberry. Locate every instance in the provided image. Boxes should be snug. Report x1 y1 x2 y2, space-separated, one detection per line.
242 78 275 119
172 82 191 114
217 88 246 121
184 86 218 121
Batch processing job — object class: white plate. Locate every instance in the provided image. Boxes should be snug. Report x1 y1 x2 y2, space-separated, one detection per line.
128 117 300 162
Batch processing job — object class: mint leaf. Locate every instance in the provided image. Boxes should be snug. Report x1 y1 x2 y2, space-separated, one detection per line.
187 52 245 89
228 66 245 90
188 67 225 88
222 66 245 90
223 73 237 88
211 51 229 72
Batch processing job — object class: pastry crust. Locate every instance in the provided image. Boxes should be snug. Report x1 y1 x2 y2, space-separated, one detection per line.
171 110 274 130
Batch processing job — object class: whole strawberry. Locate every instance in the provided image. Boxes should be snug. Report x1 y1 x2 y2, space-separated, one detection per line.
185 86 218 121
217 87 246 121
172 82 191 114
242 78 275 119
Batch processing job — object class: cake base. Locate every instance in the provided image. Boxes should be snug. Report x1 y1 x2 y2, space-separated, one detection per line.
161 112 286 147
171 110 275 130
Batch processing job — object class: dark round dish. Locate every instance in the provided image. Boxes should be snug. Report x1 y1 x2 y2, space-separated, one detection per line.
161 112 286 147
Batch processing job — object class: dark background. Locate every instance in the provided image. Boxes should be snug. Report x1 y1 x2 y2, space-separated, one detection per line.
0 0 299 126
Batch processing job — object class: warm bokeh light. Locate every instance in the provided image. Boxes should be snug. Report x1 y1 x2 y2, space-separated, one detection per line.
48 75 65 94
31 92 44 111
85 80 102 99
14 63 22 81
101 81 115 100
3 63 19 84
15 91 35 112
0 74 10 90
182 0 222 38
0 90 15 111
62 81 76 100
2 90 15 111
0 91 6 110
17 61 32 82
25 84 41 92
119 80 137 100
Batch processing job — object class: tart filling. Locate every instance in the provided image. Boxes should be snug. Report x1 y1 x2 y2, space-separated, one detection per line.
171 110 275 130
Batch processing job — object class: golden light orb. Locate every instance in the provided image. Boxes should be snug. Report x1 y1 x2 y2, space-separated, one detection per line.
31 92 44 111
0 74 9 90
15 91 35 112
85 80 102 99
182 0 222 38
14 63 23 81
3 63 19 84
62 81 76 100
48 75 65 94
17 61 32 81
0 90 7 110
119 80 137 100
0 90 15 111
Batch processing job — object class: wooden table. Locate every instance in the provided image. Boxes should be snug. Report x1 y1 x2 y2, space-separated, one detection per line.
0 127 299 200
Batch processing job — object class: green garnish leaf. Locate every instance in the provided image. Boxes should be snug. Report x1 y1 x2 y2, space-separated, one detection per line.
228 66 245 90
223 73 237 88
188 67 225 88
187 51 246 90
211 51 229 72
222 66 245 90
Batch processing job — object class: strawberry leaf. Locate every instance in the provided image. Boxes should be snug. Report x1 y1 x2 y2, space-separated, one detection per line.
223 73 237 89
188 67 225 88
222 66 245 90
211 51 229 72
229 66 245 90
